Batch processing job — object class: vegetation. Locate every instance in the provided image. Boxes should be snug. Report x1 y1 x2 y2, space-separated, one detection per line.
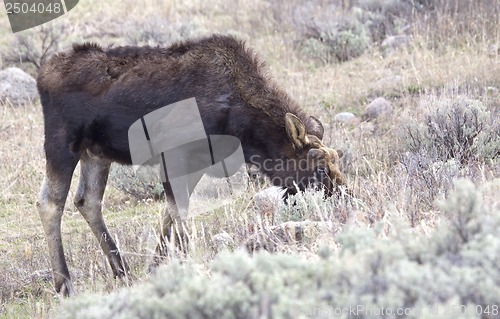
57 180 500 319
0 0 498 318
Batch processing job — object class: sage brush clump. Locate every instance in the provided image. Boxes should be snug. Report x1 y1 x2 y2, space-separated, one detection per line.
298 8 371 62
3 22 70 69
125 16 206 46
403 96 499 164
278 188 352 224
294 0 418 62
109 164 164 200
312 16 371 62
58 179 500 319
398 94 499 211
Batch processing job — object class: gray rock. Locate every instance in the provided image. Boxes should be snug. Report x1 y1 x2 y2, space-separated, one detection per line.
0 67 38 105
364 97 392 120
334 112 358 124
212 232 234 252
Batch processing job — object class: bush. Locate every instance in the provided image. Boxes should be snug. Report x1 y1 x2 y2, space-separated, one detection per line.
299 38 335 63
109 164 164 200
297 6 371 62
292 0 418 62
2 22 72 69
278 188 353 224
124 15 206 46
398 95 498 211
320 16 371 62
355 0 413 42
403 96 499 165
58 179 500 319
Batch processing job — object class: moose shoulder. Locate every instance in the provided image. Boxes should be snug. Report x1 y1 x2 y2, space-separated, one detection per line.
36 34 348 295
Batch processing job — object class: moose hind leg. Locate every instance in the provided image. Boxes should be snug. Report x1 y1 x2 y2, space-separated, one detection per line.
73 153 129 279
37 157 78 296
151 180 190 267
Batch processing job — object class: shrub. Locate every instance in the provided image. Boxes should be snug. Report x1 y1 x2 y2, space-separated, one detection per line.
298 8 371 62
2 22 71 69
299 38 334 63
292 0 418 62
398 95 498 210
58 179 500 319
109 164 164 200
278 188 353 224
355 0 413 42
320 16 371 62
402 96 499 165
124 16 206 46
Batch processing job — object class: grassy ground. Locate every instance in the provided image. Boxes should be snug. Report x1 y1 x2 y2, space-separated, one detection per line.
0 0 499 317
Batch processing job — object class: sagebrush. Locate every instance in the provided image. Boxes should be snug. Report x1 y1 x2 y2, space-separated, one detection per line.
58 179 500 319
402 95 499 164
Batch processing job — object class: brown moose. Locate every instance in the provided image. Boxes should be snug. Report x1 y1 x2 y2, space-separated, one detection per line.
36 34 348 295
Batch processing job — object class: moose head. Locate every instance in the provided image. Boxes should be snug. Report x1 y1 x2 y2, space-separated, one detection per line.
252 113 347 197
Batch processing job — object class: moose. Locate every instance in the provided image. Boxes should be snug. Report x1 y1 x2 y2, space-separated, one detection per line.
36 34 348 296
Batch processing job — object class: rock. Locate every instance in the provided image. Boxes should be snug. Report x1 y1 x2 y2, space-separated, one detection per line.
381 35 411 52
334 112 358 124
0 67 38 105
363 97 392 120
212 232 234 252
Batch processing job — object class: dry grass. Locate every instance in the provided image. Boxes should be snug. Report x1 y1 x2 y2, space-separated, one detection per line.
0 0 499 317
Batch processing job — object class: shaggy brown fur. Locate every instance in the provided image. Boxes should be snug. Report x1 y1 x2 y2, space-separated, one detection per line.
36 34 348 295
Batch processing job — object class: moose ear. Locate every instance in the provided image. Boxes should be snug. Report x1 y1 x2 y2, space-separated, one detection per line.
285 113 309 149
306 116 324 140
